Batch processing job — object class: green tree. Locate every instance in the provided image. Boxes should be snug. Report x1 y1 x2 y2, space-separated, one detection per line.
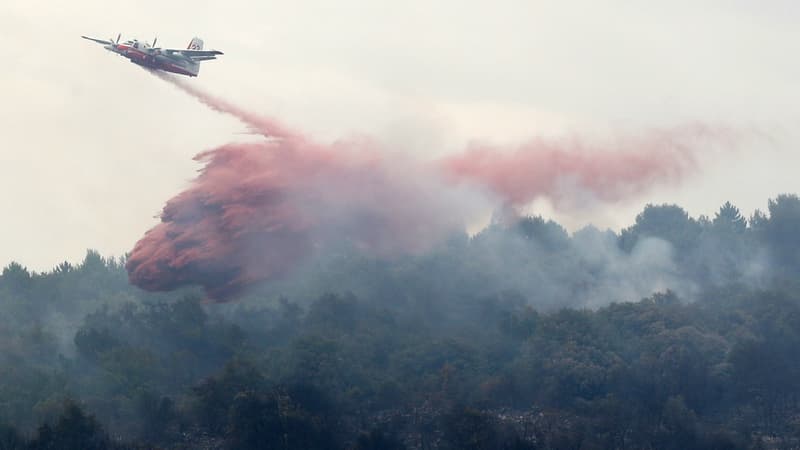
192 359 265 435
713 202 747 232
758 194 800 271
619 204 701 257
442 406 500 450
0 423 25 450
28 401 111 450
0 262 31 296
136 391 176 442
74 327 119 361
354 429 406 450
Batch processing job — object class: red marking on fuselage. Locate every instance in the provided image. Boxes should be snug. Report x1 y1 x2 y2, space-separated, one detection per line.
118 45 150 60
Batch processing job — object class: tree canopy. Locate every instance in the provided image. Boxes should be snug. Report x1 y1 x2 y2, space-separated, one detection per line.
1 195 799 448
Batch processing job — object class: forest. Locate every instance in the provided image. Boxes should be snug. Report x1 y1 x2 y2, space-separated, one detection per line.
1 194 800 449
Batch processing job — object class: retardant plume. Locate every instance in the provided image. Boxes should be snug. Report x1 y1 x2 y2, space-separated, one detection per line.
151 71 297 139
128 75 481 299
128 75 730 301
440 124 727 210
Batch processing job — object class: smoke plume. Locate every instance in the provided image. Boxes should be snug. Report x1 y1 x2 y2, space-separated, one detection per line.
127 76 728 300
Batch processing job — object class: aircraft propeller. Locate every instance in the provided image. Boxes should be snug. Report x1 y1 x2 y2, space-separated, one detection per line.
152 36 157 47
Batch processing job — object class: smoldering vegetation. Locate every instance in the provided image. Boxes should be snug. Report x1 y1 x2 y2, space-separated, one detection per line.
2 195 800 449
237 198 770 312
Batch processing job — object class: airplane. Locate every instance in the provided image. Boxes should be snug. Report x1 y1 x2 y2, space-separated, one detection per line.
81 34 223 77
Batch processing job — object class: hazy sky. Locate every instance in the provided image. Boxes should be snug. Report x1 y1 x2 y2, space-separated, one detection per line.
1 0 798 271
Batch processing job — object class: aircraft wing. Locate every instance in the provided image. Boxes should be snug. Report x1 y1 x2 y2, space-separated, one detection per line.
81 36 113 45
163 49 224 58
189 56 220 62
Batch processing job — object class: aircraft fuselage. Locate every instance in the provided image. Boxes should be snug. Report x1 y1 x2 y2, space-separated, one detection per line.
106 42 199 77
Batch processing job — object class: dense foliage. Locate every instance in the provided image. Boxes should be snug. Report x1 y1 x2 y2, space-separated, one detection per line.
1 195 800 449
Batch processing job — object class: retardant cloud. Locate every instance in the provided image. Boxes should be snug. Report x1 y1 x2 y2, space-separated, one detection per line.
127 75 731 301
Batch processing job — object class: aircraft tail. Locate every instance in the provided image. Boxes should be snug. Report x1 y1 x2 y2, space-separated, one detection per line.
187 37 204 50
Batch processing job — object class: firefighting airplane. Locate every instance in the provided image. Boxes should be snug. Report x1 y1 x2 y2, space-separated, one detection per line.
81 34 223 77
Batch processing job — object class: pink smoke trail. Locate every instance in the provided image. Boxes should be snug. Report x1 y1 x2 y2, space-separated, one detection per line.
440 123 726 209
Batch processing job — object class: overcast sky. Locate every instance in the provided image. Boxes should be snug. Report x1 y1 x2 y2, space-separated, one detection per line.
1 0 798 271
